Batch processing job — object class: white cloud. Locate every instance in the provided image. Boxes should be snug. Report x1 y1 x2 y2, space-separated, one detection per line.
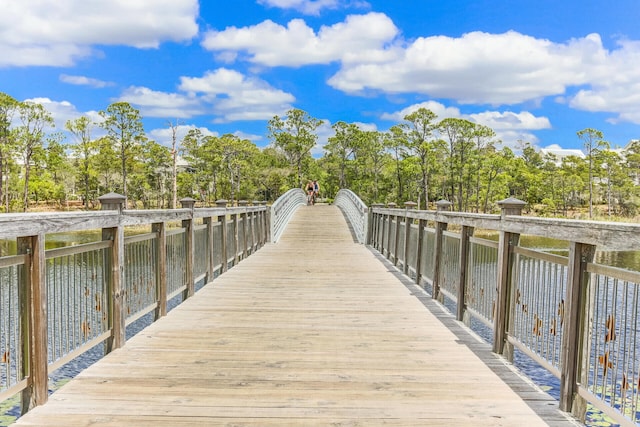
257 0 369 15
201 12 399 67
148 125 218 148
468 111 551 131
567 39 640 124
23 97 102 132
203 12 640 122
381 101 462 122
118 87 203 119
329 31 608 105
382 101 550 148
178 68 295 122
60 74 114 88
0 0 199 67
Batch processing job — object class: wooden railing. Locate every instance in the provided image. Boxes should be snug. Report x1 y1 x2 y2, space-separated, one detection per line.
367 198 640 426
0 194 269 415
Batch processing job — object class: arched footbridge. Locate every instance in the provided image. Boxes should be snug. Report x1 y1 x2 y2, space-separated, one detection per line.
3 189 639 426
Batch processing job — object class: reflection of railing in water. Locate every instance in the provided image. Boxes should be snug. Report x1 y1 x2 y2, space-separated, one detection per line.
369 199 640 426
0 195 269 417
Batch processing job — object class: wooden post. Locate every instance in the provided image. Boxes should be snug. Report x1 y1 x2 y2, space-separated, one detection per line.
233 209 240 266
180 197 196 299
403 202 417 275
239 200 249 259
18 234 47 412
492 197 526 356
379 209 391 258
560 242 596 419
152 222 167 319
216 200 228 273
457 225 474 323
252 201 261 252
261 201 269 245
99 192 126 353
203 217 215 282
387 202 398 265
432 200 452 302
415 218 426 286
371 204 384 250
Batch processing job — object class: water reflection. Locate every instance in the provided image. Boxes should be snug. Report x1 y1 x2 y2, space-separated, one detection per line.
475 231 640 272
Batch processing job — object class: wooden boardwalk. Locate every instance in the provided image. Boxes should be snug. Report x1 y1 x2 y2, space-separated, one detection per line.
14 205 578 426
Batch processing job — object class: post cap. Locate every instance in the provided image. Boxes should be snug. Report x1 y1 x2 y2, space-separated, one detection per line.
98 192 126 211
215 199 228 208
435 200 452 211
497 197 526 217
179 197 196 209
404 201 418 209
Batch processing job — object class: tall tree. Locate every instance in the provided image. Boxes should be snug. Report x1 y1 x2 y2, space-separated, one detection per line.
324 121 359 189
99 102 144 201
167 119 182 209
577 128 608 218
66 116 98 208
16 101 53 211
404 108 441 209
268 109 322 187
438 118 475 211
0 93 20 212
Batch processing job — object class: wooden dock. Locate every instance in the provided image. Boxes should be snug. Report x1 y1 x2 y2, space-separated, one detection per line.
13 205 578 426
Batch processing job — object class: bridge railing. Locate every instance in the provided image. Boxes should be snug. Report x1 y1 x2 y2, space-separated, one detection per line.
0 195 269 415
369 198 640 426
334 189 368 244
270 188 306 243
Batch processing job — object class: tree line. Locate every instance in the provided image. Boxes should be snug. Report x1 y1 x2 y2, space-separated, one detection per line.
1 91 638 218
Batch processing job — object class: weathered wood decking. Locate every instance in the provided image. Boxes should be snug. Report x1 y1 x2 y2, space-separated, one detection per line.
13 205 578 426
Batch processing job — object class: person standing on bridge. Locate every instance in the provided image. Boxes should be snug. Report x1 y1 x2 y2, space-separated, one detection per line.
313 180 319 201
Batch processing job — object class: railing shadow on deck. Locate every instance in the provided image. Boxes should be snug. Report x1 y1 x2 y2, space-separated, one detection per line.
335 188 640 427
0 194 271 421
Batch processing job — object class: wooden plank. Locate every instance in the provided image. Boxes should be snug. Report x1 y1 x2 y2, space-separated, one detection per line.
13 205 577 426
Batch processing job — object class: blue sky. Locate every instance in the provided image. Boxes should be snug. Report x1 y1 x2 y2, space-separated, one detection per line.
1 0 639 154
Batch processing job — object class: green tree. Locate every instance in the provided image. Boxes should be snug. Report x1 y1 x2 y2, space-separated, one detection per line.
99 102 145 201
324 121 360 189
16 101 54 211
438 118 476 211
66 116 99 208
268 109 322 187
404 108 442 209
577 128 609 219
0 93 20 212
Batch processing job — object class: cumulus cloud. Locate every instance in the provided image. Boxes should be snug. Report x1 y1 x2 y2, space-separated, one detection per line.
118 87 204 119
23 97 102 131
0 0 199 67
382 101 551 148
201 12 399 67
148 125 218 148
329 31 609 105
567 39 640 124
203 12 640 124
257 0 370 15
381 101 462 122
60 74 114 88
178 68 295 122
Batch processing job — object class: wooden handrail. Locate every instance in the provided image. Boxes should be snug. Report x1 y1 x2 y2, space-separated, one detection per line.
0 196 270 416
369 198 640 425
